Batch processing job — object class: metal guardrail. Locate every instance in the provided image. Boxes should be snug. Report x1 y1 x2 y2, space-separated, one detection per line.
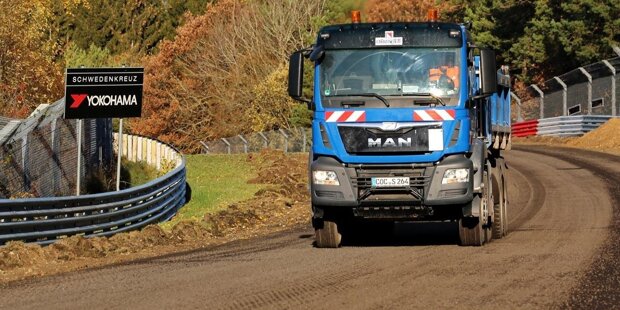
512 115 616 137
537 115 615 137
0 136 187 245
511 120 539 137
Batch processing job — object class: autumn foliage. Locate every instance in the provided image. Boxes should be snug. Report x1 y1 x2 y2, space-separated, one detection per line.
131 0 326 152
364 0 453 22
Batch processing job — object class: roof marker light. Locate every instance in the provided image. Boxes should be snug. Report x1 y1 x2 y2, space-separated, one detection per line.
351 10 361 23
428 9 438 22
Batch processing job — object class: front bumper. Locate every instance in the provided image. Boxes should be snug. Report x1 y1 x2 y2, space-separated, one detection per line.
311 154 473 208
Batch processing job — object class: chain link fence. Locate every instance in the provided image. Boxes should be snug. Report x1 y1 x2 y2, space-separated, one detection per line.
200 127 312 154
513 57 619 121
0 99 113 198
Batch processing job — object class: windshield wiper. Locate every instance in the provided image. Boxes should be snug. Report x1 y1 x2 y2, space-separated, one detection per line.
348 93 390 107
402 92 446 106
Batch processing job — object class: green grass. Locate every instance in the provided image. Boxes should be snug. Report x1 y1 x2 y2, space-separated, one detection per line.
162 154 266 228
122 159 159 187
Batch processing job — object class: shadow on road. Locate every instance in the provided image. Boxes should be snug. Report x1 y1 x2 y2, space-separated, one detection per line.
305 221 461 247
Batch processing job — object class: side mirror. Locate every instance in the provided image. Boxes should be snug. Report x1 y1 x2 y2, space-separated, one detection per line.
288 51 310 102
479 49 497 95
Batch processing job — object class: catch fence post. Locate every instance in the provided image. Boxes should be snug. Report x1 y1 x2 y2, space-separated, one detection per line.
258 132 269 149
301 127 307 153
510 93 522 121
602 60 616 116
530 84 544 119
200 141 209 154
279 129 289 153
21 135 29 192
51 118 59 194
221 138 231 154
553 76 568 116
578 67 593 115
238 135 248 153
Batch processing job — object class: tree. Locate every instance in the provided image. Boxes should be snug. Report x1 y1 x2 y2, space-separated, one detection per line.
131 0 329 152
69 0 213 56
0 0 65 117
556 0 620 66
365 0 452 22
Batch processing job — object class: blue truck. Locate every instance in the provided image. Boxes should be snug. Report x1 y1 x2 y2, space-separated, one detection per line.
288 10 511 247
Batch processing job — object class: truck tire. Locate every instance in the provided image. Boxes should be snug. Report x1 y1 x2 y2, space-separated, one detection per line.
315 220 341 248
492 164 508 239
458 217 484 246
459 167 492 246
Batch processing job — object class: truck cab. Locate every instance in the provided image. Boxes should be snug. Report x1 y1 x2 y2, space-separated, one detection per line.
288 11 511 247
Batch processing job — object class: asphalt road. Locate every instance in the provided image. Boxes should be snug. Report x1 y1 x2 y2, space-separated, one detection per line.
2 145 619 309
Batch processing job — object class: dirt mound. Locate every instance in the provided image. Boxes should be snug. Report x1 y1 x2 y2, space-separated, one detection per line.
205 149 309 237
171 221 211 241
0 242 47 270
0 149 311 283
567 118 620 152
247 149 307 185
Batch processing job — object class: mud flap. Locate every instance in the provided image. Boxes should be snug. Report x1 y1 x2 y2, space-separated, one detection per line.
462 195 481 217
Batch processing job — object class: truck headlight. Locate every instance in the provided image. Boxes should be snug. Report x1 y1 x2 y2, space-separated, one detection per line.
442 168 469 184
313 170 340 186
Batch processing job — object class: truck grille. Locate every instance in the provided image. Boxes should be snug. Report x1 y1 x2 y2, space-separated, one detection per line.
350 167 430 202
338 124 440 154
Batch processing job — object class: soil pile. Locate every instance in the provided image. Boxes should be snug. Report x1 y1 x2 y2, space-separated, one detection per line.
567 118 620 153
205 149 309 237
0 149 310 283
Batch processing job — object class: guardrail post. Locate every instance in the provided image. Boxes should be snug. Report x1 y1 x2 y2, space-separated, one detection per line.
510 93 523 121
602 60 617 116
221 138 231 154
238 135 248 153
279 129 289 153
258 132 269 149
200 141 209 154
553 76 568 116
530 84 544 119
578 67 593 115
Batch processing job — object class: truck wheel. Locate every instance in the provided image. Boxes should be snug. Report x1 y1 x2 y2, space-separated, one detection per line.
492 169 508 239
459 167 492 246
315 220 341 248
458 217 484 246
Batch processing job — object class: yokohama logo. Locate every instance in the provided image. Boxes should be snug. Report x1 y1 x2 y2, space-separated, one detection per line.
325 111 366 122
70 94 88 108
69 94 138 109
413 109 456 121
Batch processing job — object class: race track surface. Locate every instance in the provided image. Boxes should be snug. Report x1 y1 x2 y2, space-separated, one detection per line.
2 145 619 309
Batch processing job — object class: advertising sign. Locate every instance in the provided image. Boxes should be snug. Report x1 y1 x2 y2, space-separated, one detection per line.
65 68 143 119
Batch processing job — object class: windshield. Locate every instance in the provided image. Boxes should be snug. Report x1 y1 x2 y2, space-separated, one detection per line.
320 48 461 107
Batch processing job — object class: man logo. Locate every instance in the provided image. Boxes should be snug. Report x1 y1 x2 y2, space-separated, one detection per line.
368 137 412 148
70 94 88 109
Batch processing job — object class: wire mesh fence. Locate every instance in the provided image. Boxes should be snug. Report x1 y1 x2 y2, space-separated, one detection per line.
201 127 312 154
0 99 113 198
513 57 619 121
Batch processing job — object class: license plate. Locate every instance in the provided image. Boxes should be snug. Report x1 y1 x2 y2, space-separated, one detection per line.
371 177 410 188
